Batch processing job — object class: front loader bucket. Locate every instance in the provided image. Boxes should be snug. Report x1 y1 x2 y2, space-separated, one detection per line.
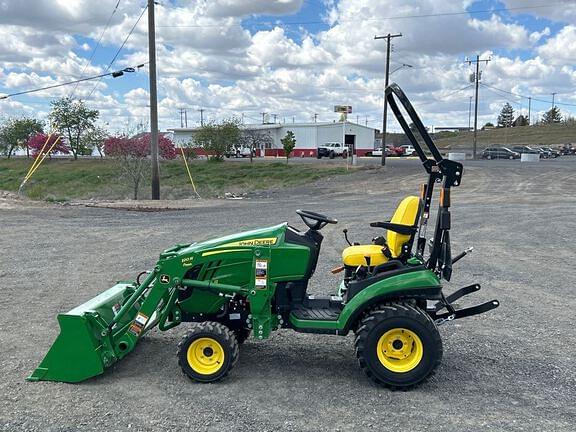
28 282 139 383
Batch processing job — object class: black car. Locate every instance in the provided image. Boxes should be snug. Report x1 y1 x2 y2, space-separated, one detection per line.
511 146 541 157
481 147 520 160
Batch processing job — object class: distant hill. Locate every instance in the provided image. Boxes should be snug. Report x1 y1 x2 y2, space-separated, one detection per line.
433 123 576 150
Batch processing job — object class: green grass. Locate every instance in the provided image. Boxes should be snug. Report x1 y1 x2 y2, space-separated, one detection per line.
434 122 576 149
0 158 352 201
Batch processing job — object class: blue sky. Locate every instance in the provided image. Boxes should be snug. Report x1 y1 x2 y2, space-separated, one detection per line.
0 0 575 132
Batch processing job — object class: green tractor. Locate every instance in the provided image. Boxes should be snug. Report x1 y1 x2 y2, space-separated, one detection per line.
29 85 499 389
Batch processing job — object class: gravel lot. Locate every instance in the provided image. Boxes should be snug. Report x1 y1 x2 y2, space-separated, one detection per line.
1 158 575 431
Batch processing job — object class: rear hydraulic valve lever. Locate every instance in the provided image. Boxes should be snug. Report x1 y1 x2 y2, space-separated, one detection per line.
452 247 473 264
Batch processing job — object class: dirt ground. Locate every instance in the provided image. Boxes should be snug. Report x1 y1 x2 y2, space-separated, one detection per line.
1 158 575 431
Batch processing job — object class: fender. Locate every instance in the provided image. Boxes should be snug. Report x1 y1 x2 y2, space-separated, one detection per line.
337 268 441 334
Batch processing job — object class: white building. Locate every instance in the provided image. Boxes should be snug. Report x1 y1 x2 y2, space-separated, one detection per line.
168 121 377 157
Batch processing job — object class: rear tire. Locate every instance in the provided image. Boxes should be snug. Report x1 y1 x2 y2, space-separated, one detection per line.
177 321 239 383
487 154 492 160
355 303 442 389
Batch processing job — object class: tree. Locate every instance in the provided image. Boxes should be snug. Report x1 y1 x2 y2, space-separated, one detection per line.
81 126 108 157
240 129 273 163
482 122 495 130
27 133 70 158
281 130 296 163
48 97 99 159
497 103 514 128
542 106 562 124
0 118 44 158
104 134 176 200
194 118 241 161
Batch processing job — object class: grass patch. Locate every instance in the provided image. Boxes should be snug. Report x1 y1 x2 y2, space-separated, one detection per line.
0 158 352 201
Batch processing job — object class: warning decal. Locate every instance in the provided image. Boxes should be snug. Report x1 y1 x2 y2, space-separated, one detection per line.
255 259 268 288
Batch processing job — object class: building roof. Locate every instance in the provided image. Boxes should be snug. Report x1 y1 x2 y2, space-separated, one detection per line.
168 121 376 133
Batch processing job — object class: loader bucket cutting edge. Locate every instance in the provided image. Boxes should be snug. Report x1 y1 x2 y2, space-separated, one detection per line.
28 282 139 383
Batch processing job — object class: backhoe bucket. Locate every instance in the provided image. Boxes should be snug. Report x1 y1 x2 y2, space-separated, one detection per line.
28 282 139 383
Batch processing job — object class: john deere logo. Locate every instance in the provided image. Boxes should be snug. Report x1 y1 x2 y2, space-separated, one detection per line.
160 275 170 284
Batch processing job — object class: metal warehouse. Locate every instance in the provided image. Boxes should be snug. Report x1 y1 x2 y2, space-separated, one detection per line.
169 121 378 157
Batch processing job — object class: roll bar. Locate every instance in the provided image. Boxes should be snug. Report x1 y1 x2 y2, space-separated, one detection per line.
385 83 463 187
385 83 464 280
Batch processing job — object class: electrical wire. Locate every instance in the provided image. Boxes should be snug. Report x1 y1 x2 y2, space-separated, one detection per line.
87 4 148 99
480 83 576 107
157 3 565 29
70 0 122 98
0 64 147 100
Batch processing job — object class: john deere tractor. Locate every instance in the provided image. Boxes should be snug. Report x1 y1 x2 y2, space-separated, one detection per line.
29 85 499 389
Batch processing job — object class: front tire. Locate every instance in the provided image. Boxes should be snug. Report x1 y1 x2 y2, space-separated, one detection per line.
177 321 239 383
355 303 442 389
329 151 335 159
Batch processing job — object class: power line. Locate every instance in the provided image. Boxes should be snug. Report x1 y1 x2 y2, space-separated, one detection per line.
70 0 122 98
480 83 576 107
87 4 148 99
157 3 564 29
0 64 146 100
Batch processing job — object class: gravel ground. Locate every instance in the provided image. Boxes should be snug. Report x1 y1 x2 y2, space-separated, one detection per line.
1 158 575 431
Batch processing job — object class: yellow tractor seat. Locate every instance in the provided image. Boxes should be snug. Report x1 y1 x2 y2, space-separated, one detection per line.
342 195 422 267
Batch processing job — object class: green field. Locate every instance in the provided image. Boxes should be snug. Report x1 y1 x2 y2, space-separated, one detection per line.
0 158 352 201
434 122 576 149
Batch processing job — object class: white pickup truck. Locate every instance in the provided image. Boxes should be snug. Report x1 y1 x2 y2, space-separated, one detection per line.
317 142 348 159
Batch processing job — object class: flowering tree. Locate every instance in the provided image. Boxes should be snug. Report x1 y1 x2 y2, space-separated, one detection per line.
104 134 176 199
27 133 70 158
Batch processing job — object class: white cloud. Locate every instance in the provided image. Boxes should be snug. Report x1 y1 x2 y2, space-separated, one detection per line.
0 0 575 133
537 25 576 65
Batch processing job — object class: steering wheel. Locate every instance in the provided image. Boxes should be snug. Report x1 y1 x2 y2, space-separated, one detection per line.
296 209 338 231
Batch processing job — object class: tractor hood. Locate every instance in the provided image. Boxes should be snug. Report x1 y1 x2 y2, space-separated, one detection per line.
178 223 288 256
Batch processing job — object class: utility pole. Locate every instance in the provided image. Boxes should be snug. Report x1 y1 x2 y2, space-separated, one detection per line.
468 96 472 130
375 33 402 166
365 115 368 126
148 0 160 200
179 108 184 128
466 54 491 159
272 113 278 124
198 108 205 126
261 112 267 124
551 92 557 109
528 97 532 125
313 113 318 123
292 116 295 123
184 109 187 127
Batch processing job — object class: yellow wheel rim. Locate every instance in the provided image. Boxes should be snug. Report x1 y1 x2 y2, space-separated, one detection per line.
187 337 225 375
376 328 423 373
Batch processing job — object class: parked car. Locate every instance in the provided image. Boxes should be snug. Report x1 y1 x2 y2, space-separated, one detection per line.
560 143 575 155
541 146 560 158
400 145 417 156
225 146 255 158
511 146 541 157
317 142 348 159
481 147 520 160
387 145 405 157
534 147 554 158
366 147 382 157
366 145 403 157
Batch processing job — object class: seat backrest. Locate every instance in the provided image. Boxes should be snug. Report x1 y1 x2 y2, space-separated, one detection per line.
387 195 422 257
